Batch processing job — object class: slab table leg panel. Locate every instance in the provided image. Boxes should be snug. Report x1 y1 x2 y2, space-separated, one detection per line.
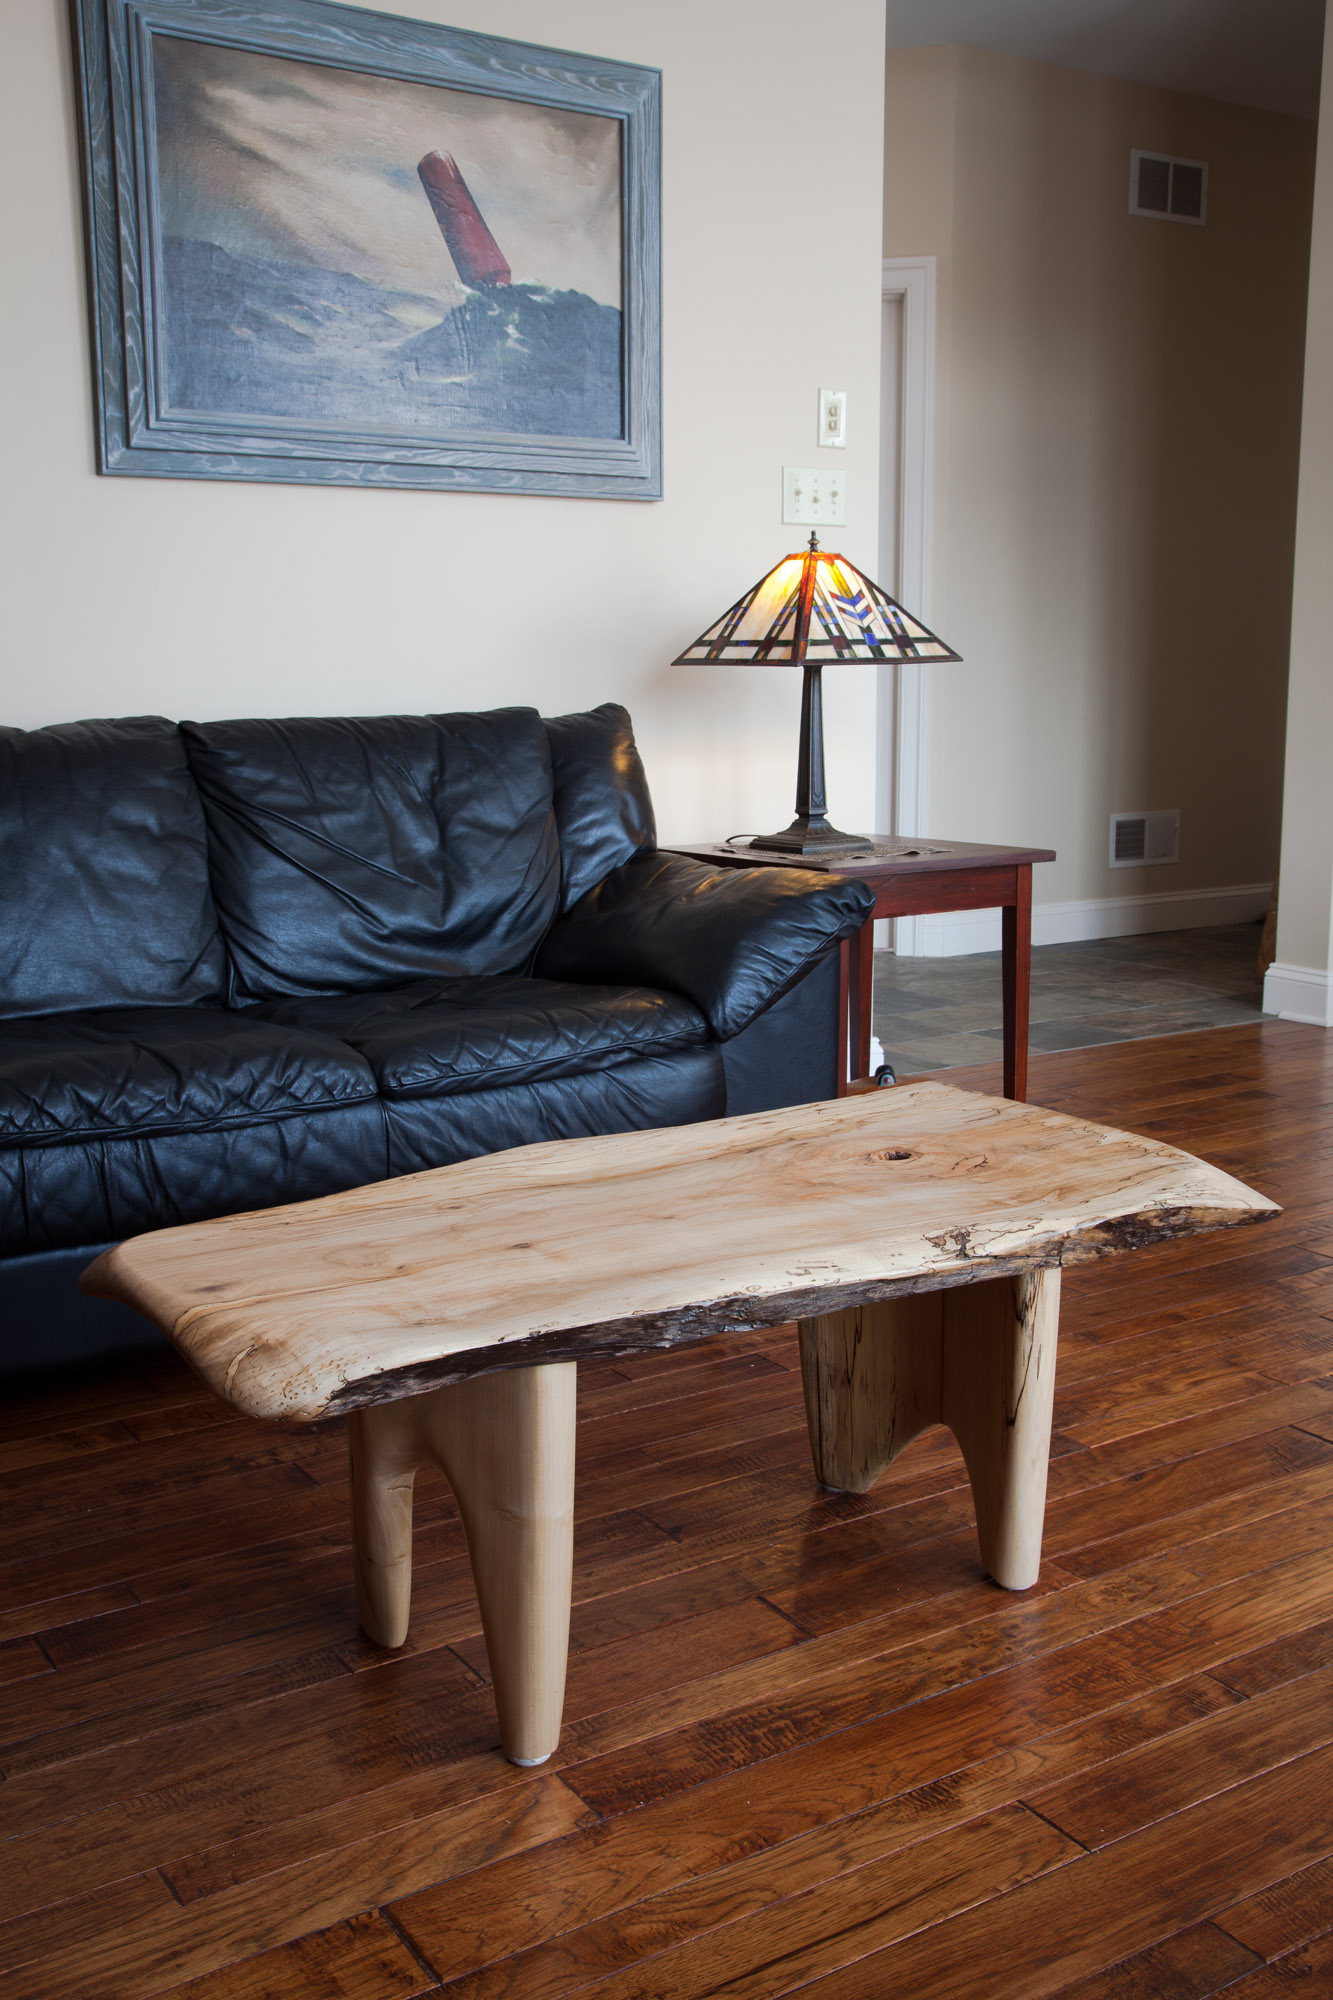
798 1267 1061 1589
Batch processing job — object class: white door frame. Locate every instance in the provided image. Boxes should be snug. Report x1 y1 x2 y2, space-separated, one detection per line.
881 255 937 953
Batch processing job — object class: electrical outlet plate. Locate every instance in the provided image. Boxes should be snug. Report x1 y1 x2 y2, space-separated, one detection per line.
783 465 846 526
818 388 846 448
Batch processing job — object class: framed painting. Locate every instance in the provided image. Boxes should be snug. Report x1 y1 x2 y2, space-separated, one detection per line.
71 0 661 495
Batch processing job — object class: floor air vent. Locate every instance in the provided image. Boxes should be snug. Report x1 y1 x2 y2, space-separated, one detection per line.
1110 809 1180 868
1130 150 1207 224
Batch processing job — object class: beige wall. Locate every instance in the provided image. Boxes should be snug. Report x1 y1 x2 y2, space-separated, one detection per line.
884 44 1315 931
1269 10 1333 1024
0 0 886 848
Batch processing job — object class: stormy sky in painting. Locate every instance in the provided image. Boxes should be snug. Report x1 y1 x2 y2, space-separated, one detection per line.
149 35 624 437
153 39 622 307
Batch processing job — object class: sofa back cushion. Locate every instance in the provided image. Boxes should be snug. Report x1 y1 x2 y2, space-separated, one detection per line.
0 717 226 1020
181 710 560 1001
544 704 656 913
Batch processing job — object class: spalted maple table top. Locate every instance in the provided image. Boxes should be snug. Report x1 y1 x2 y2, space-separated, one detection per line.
82 1083 1276 1425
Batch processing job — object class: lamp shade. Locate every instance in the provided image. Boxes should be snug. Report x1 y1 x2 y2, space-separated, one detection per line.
671 540 960 667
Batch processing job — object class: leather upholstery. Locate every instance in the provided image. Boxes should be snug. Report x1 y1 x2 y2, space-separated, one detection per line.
181 711 560 1002
536 851 874 1040
1 705 857 1294
0 1043 726 1258
382 1047 725 1176
1 1103 390 1259
544 704 656 912
253 976 709 1099
0 1007 375 1147
0 717 225 1020
720 950 841 1115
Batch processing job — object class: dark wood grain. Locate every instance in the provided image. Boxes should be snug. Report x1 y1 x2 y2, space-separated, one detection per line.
1215 1852 1333 1964
154 1911 430 1999
1026 1924 1262 1998
0 1018 1329 1996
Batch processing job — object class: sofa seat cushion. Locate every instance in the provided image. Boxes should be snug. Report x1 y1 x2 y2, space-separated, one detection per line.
252 977 711 1101
0 1008 378 1147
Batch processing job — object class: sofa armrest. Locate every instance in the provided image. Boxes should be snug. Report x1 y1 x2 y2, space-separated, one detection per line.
534 852 874 1041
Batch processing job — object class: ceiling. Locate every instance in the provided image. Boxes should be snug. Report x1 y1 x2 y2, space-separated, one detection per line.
884 0 1325 119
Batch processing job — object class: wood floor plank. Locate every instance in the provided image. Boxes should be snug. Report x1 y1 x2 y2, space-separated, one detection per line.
719 1741 1333 2000
1204 1929 1333 1994
1042 1924 1262 1998
1057 1363 1286 1449
1041 1453 1333 1584
0 1581 139 1645
406 1805 1076 2000
0 1871 177 1979
1214 1852 1333 1960
0 1590 365 1756
152 1910 432 1999
0 1651 493 1915
0 1635 50 1684
557 1515 1333 1818
8 1773 584 1998
1027 1663 1333 1848
0 1475 356 1615
390 1677 1234 1989
0 1643 354 1782
558 1485 1328 1792
1211 1615 1333 1698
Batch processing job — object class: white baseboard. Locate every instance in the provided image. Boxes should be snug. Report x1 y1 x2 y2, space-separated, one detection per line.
897 881 1273 959
1262 961 1333 1026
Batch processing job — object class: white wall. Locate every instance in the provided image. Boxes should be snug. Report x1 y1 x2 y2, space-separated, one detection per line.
884 44 1315 951
0 0 886 849
1267 7 1333 1027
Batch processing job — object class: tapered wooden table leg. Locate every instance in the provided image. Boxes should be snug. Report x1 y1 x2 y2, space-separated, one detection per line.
941 1270 1060 1588
799 1267 1060 1589
348 1360 577 1766
348 1403 420 1651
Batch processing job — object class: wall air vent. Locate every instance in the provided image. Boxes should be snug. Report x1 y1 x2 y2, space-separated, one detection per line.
1110 809 1180 869
1130 150 1207 225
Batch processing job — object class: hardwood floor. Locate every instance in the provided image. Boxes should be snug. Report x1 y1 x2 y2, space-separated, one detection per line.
1 1019 1331 1997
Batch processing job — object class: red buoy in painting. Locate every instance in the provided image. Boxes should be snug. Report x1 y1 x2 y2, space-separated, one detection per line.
417 152 512 287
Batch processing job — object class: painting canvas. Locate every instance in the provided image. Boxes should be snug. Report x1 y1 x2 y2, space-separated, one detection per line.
73 0 661 494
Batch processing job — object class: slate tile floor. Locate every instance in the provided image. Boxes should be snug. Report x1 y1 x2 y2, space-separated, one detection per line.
873 921 1267 1076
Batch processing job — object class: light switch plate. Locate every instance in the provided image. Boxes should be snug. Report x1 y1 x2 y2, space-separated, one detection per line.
818 388 846 448
783 465 846 526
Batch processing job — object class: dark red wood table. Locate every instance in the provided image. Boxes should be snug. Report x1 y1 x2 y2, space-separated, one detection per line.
668 839 1056 1100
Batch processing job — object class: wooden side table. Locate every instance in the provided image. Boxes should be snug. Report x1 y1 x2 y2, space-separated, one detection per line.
668 839 1056 1100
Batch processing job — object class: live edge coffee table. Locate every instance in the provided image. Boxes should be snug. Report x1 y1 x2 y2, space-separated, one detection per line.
83 1085 1273 1768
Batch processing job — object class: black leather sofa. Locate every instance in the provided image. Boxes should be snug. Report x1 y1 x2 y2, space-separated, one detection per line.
1 704 872 1373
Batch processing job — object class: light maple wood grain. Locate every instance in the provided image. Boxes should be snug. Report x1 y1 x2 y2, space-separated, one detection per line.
349 1363 576 1766
799 1271 1060 1587
81 1083 1274 1425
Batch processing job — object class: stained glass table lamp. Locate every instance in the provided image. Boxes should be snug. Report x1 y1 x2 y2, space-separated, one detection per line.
673 534 961 856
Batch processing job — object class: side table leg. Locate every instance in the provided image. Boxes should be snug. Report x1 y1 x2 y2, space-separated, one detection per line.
348 1360 578 1766
847 917 875 1084
799 1268 1061 1590
1001 863 1033 1101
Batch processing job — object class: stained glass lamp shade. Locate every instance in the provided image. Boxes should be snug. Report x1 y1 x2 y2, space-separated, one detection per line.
673 535 961 856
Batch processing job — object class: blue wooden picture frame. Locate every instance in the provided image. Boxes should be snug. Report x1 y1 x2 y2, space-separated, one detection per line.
72 0 662 496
